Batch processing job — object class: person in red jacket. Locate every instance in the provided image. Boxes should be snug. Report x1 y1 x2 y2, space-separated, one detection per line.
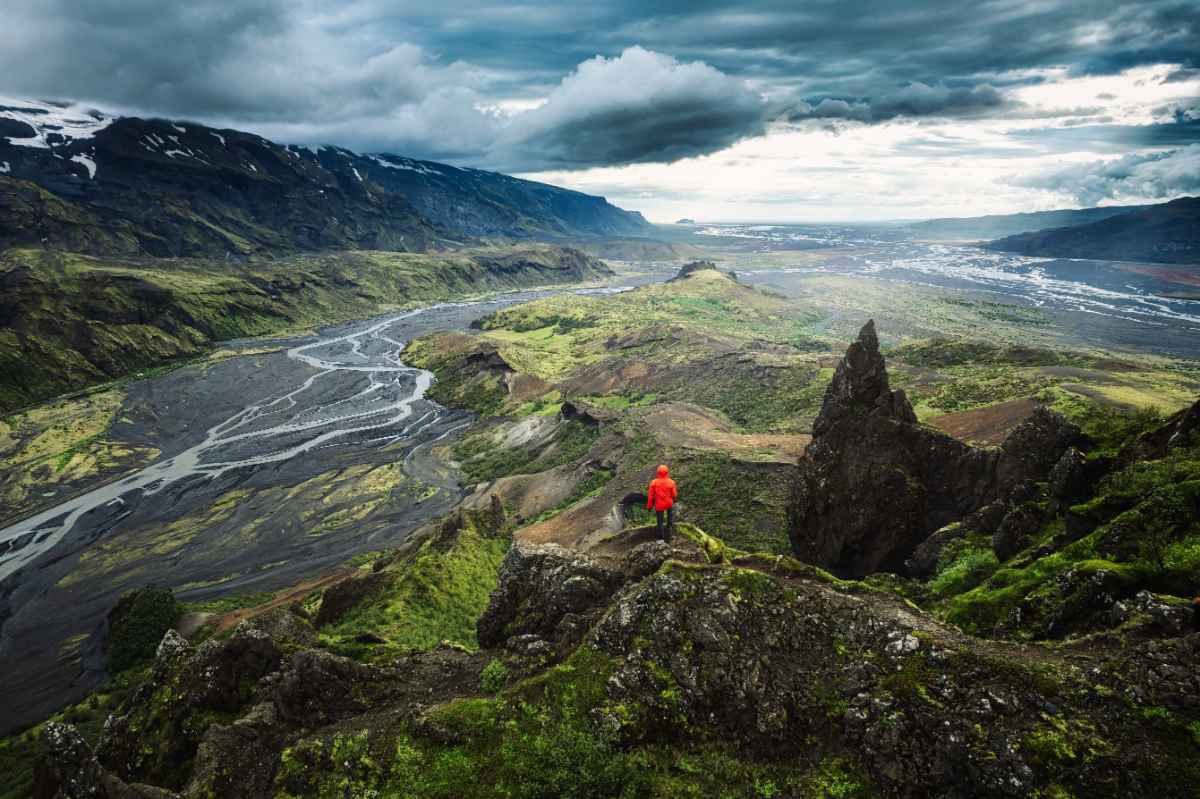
646 464 678 542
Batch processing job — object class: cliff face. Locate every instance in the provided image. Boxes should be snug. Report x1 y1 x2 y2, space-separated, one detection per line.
789 321 1085 577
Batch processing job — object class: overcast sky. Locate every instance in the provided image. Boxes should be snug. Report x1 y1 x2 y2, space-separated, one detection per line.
3 0 1197 222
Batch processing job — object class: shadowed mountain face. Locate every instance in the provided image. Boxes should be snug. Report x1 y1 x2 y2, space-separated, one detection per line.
985 196 1200 265
0 99 653 258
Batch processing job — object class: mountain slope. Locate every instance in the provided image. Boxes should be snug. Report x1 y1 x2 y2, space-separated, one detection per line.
0 245 612 413
985 196 1200 264
908 203 1156 240
0 98 652 258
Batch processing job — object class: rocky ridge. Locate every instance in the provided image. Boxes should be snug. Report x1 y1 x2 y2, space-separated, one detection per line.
29 519 1200 798
22 323 1200 798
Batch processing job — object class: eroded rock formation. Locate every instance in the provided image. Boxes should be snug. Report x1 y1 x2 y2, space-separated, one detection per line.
789 320 1085 577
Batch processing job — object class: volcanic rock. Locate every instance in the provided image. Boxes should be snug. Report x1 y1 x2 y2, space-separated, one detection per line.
790 320 1084 577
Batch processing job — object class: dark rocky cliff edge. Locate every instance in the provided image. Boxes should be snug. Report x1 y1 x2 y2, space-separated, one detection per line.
28 521 1200 798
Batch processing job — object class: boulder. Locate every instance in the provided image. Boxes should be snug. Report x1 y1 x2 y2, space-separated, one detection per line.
790 321 1083 578
33 723 177 799
271 649 396 727
623 540 674 581
905 522 967 579
992 504 1045 562
476 543 625 651
243 607 317 649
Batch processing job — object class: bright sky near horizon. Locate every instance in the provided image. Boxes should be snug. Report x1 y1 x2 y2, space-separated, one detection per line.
2 1 1197 222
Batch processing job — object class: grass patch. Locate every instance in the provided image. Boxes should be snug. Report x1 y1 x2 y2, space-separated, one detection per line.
318 520 510 661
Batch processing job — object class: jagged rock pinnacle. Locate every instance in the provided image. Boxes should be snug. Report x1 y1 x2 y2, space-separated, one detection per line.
813 319 914 437
791 320 1084 577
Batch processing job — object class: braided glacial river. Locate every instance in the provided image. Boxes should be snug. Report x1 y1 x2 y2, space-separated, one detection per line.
0 281 647 730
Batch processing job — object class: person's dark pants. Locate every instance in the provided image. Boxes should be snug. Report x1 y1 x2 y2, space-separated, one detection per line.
655 507 674 541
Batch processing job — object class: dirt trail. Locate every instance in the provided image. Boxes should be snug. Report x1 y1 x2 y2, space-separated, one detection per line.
928 398 1040 446
208 567 358 634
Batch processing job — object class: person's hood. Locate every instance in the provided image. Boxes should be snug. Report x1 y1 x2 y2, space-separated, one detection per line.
657 465 670 478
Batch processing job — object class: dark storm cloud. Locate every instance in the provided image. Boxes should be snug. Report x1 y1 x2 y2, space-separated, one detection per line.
0 0 1198 170
785 83 1010 123
493 47 768 171
1009 119 1200 153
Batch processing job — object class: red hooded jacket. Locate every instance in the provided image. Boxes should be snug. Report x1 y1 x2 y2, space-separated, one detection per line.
646 465 677 512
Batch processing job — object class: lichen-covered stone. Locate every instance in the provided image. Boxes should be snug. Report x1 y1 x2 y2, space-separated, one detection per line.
992 503 1045 562
95 625 282 788
33 723 177 799
476 542 624 650
243 607 317 649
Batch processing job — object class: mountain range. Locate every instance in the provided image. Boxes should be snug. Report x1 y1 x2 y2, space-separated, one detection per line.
0 98 653 259
907 203 1159 241
985 196 1200 265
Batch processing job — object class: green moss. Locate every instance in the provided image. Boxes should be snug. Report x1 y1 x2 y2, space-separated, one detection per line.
106 586 181 673
930 539 998 597
724 567 779 599
675 523 734 564
1039 387 1167 455
480 658 509 694
273 642 879 799
318 520 510 661
1022 713 1111 779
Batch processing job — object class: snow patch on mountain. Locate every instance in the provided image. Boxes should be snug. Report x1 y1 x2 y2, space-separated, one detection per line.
0 161 9 173
369 154 441 176
0 97 113 149
70 153 97 179
210 132 226 146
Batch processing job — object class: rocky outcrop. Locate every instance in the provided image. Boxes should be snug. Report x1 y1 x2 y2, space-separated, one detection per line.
33 722 177 799
476 542 626 653
34 525 1200 798
489 539 1190 798
789 321 1085 577
1120 397 1200 463
668 260 739 283
94 625 282 789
